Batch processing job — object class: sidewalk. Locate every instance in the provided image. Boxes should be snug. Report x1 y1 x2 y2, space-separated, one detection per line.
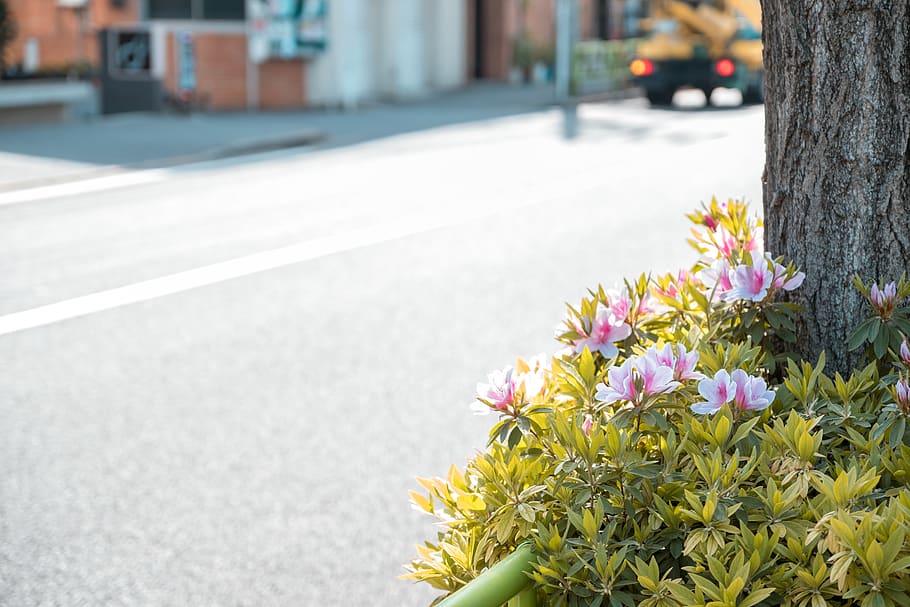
0 82 566 193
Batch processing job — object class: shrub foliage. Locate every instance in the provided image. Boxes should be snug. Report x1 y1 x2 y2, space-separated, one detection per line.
405 200 910 607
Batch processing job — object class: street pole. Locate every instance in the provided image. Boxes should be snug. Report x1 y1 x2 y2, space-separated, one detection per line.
555 0 573 102
555 0 578 138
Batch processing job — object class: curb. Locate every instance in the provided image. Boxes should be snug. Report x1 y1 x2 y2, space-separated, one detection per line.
0 129 325 194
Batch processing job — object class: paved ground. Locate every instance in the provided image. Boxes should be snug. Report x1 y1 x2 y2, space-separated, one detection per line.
0 86 764 606
0 83 559 192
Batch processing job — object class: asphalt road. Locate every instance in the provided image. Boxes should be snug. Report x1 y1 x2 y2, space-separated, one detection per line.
0 93 764 606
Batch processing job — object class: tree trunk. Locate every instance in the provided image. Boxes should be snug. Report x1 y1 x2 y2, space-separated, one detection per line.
762 0 910 374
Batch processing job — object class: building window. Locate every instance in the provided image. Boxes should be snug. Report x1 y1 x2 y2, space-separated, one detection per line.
148 0 245 20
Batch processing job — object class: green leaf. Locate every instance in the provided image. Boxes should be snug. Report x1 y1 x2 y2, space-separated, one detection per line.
455 493 486 511
508 426 522 449
579 346 596 385
739 587 775 607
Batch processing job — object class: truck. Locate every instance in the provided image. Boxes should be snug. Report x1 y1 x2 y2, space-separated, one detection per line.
628 0 763 106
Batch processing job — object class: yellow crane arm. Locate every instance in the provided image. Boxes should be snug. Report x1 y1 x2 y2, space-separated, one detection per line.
664 1 738 52
724 0 762 32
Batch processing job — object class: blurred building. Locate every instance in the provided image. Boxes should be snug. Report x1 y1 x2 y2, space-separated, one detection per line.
5 0 137 71
2 0 647 113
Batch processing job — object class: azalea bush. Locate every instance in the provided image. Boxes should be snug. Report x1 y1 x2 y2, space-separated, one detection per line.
404 199 910 607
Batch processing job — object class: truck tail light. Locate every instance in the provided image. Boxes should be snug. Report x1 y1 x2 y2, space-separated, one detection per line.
630 59 655 77
715 59 736 77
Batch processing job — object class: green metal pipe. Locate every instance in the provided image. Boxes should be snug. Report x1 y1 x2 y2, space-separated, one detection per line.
508 585 538 607
436 543 536 607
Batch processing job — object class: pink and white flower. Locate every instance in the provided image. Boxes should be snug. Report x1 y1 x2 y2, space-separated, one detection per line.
608 290 631 321
596 354 680 406
582 414 594 436
870 281 898 318
646 343 703 381
730 369 775 411
768 254 806 291
596 358 640 404
725 257 774 302
636 354 682 396
574 305 632 359
900 340 910 366
895 377 910 414
699 259 734 300
475 366 519 413
691 369 775 414
691 369 737 414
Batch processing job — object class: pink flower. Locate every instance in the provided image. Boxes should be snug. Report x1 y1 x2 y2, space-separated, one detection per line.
691 369 736 414
896 378 910 413
636 355 682 395
730 369 775 411
582 414 594 436
596 355 680 406
871 282 896 308
870 281 898 318
725 258 774 302
655 270 692 301
699 259 734 299
768 254 806 291
596 358 639 404
691 369 775 414
704 214 719 231
574 306 632 359
900 340 910 366
475 366 518 413
609 290 631 321
715 227 740 258
646 344 703 381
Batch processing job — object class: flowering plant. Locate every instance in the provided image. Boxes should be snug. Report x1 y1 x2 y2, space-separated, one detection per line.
405 199 910 607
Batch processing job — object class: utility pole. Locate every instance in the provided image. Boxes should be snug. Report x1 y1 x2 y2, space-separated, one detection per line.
555 0 578 137
554 0 576 102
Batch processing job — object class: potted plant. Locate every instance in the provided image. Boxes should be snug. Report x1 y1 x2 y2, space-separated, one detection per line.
513 34 536 84
405 199 910 606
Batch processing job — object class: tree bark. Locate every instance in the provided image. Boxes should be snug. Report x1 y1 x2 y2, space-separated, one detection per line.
762 0 910 374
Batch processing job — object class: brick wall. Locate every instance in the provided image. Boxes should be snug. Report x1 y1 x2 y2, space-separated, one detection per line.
164 31 249 110
161 30 306 111
257 59 305 110
6 0 138 68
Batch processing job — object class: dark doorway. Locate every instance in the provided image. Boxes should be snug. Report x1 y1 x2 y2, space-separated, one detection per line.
597 0 610 39
473 0 485 78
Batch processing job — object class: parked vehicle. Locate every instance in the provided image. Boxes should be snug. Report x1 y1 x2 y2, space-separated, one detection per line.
629 0 763 106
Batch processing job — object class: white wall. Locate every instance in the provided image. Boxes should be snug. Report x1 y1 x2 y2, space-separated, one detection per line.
306 0 376 108
428 0 467 90
306 0 466 106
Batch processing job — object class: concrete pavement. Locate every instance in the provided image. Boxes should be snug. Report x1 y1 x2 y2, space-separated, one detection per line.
0 83 561 193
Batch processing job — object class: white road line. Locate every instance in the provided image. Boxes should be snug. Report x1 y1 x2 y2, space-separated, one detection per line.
0 170 170 206
0 199 546 336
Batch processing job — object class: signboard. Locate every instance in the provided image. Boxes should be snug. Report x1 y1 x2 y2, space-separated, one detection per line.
109 30 151 77
176 32 196 95
247 0 327 64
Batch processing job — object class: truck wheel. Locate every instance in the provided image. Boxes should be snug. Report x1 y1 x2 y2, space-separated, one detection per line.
701 87 714 105
646 89 674 106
